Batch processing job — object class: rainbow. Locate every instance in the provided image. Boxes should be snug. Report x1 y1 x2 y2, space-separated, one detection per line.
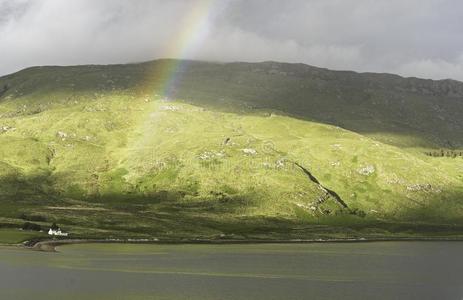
127 0 219 158
143 0 217 98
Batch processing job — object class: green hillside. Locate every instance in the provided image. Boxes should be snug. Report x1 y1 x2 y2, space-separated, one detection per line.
0 59 462 242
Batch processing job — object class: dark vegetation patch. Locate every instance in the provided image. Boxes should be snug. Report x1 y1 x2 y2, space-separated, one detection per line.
425 149 463 158
21 222 42 231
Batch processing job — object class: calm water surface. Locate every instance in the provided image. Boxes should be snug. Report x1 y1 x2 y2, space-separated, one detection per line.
1 242 463 300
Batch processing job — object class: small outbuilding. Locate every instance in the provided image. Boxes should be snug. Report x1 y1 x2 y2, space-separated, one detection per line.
48 228 69 236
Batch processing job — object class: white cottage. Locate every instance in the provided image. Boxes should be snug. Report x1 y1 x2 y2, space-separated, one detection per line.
48 228 69 236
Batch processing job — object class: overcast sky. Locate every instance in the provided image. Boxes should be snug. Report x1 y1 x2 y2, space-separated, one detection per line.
1 0 463 80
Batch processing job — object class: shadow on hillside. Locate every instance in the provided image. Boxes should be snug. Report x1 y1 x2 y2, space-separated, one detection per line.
0 64 147 100
0 172 64 224
0 170 323 238
2 170 463 238
394 186 463 225
2 59 462 148
0 173 55 201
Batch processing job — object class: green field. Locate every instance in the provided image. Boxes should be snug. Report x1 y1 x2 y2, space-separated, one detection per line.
0 229 46 244
0 59 462 240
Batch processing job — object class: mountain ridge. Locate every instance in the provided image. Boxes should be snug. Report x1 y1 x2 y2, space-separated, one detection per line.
3 58 463 84
0 59 462 242
2 59 462 149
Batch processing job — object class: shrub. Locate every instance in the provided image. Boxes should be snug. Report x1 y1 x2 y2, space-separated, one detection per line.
19 214 47 222
21 222 42 231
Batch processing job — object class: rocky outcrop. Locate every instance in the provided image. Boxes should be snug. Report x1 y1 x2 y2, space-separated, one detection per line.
294 162 348 209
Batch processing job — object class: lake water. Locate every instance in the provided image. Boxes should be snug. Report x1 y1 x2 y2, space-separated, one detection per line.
1 242 462 300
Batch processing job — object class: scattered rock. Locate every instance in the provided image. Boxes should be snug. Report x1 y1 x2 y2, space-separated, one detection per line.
407 183 427 191
242 148 257 155
0 125 15 133
330 161 340 167
385 174 405 185
276 159 285 168
56 131 68 140
358 165 375 176
294 203 314 211
406 183 440 193
160 105 179 111
198 151 225 160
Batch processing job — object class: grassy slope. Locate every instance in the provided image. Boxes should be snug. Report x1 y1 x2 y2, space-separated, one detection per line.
0 60 462 241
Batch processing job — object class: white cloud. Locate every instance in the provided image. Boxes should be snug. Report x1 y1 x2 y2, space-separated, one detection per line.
395 56 463 80
197 28 364 71
0 0 462 81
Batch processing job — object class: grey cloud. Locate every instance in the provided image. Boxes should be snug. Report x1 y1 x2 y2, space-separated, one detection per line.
0 0 462 81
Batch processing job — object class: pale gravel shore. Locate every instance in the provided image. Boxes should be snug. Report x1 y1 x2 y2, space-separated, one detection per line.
23 236 463 252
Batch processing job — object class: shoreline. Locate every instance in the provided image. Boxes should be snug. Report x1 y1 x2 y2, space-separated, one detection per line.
23 236 463 252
